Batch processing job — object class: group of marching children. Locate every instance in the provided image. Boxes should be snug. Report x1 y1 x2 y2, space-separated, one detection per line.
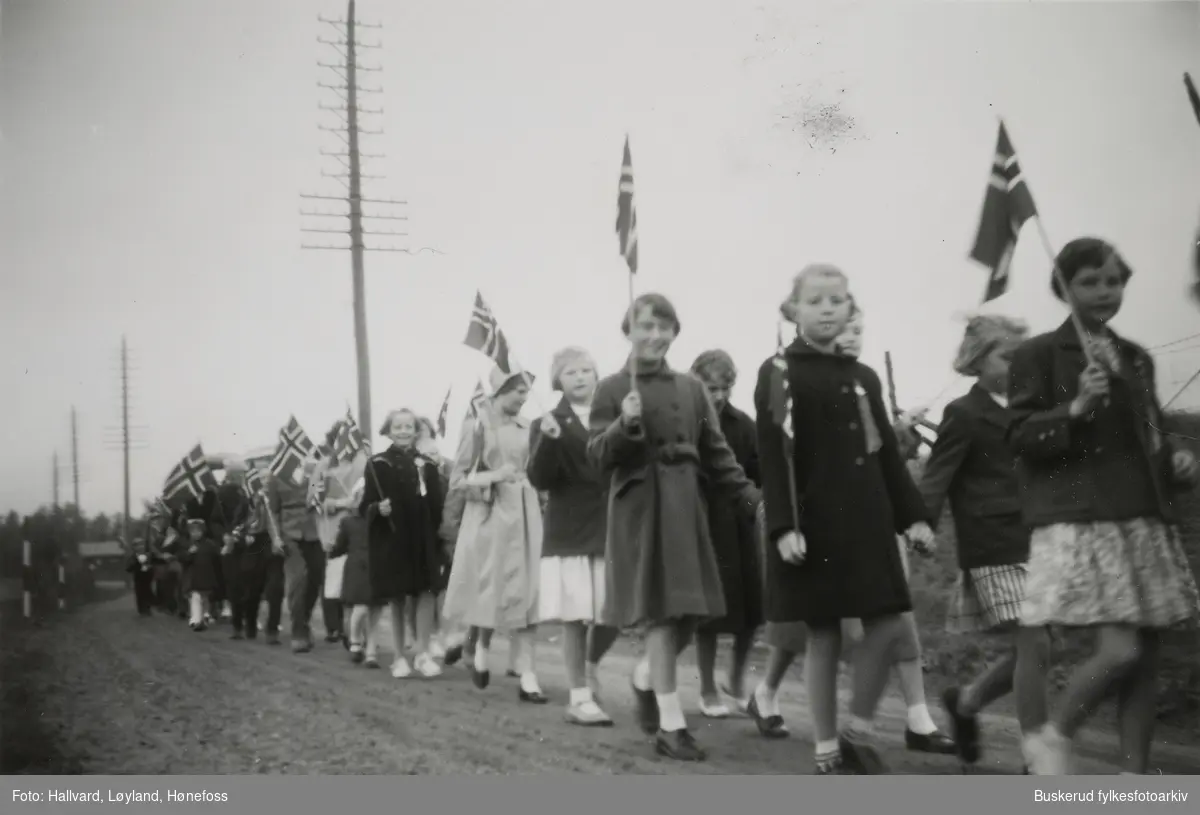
129 235 1198 775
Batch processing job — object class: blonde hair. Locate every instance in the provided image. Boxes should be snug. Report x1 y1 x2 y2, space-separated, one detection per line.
952 314 1029 377
779 263 849 324
549 346 597 391
380 408 419 437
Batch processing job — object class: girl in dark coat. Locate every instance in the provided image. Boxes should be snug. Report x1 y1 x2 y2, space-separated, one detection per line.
332 478 381 666
920 314 1053 770
180 518 221 631
530 346 619 727
751 264 934 775
589 293 761 762
1008 238 1199 775
688 349 763 719
360 408 446 679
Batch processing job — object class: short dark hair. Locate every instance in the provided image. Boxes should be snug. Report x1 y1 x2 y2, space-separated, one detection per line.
1051 237 1133 301
690 349 737 387
621 292 681 336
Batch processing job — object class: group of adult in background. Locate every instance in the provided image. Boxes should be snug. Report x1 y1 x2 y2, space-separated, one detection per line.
128 233 1199 775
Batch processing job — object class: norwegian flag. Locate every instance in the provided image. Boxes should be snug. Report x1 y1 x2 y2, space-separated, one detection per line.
270 416 317 486
243 468 265 499
163 445 218 511
332 410 366 463
307 459 328 513
463 291 511 373
969 122 1038 303
467 381 488 420
435 387 452 438
616 135 639 275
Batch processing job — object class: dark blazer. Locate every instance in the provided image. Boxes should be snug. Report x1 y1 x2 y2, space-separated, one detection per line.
754 340 928 623
919 385 1030 570
528 396 608 558
1006 319 1185 527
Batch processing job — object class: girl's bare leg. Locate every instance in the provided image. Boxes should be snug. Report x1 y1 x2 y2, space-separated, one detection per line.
1115 629 1160 775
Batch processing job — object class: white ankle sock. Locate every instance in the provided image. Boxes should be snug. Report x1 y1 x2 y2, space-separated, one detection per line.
755 683 780 716
907 703 939 735
569 687 594 706
473 645 489 672
632 659 651 691
656 691 686 732
814 738 840 758
520 671 541 695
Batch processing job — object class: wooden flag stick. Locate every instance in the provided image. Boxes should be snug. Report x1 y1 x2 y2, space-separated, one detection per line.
1185 73 1200 130
1000 117 1097 369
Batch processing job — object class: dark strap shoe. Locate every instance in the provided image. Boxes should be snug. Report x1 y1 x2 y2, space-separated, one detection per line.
654 729 706 762
518 689 549 705
443 645 463 666
904 728 958 756
470 666 490 689
746 694 790 739
839 733 887 775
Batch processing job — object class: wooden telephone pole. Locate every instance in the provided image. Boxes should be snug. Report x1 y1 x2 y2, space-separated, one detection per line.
71 407 80 509
52 450 60 508
104 336 146 545
301 0 411 438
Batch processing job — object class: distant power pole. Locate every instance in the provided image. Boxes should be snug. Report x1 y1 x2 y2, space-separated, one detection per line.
301 0 411 439
71 407 80 509
52 450 60 508
104 336 147 545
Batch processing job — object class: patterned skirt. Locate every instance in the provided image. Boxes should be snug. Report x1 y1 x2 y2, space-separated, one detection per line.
1020 518 1200 629
946 563 1028 635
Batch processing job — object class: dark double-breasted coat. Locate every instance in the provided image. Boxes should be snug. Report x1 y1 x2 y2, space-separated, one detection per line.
528 396 608 559
698 401 764 635
330 514 376 606
754 339 928 625
179 536 222 593
919 384 1031 570
1006 319 1187 528
588 359 760 628
359 445 445 599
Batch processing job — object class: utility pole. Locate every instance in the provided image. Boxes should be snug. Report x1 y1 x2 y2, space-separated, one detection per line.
71 407 80 510
301 0 413 439
52 451 60 508
105 336 147 546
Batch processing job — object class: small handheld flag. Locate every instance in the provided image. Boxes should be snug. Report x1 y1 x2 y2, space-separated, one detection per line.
435 387 452 438
616 136 639 275
163 445 218 511
270 416 316 486
969 122 1038 302
463 292 512 373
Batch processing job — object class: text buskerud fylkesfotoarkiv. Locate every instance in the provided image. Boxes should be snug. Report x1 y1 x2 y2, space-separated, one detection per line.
1035 789 1190 805
13 789 230 804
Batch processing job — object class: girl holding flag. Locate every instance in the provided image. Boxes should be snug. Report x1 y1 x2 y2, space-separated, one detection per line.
1007 238 1199 775
752 264 934 775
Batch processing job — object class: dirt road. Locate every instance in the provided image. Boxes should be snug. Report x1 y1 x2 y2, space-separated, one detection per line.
4 594 1199 775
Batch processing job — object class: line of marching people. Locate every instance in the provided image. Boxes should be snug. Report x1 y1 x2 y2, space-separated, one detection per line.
128 236 1198 775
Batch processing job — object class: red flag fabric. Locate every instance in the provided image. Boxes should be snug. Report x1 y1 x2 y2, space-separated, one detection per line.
463 291 512 373
616 136 639 275
969 122 1038 302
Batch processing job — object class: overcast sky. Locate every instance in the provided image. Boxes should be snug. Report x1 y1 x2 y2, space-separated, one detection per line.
2 0 1199 517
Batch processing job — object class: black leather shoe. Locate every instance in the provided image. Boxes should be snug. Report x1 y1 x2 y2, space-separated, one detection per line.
518 689 548 704
444 645 463 666
839 734 887 775
506 669 520 678
470 666 490 689
631 682 659 735
746 694 790 739
655 730 706 762
941 686 979 763
905 728 958 756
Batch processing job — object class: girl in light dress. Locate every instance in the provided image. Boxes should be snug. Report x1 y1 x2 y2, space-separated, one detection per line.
529 346 619 726
751 264 936 774
1007 238 1199 775
443 366 547 703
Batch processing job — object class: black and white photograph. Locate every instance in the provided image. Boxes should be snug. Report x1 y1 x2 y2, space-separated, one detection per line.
2 0 1200 784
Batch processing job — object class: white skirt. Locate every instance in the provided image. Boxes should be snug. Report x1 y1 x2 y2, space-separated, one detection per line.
539 555 606 624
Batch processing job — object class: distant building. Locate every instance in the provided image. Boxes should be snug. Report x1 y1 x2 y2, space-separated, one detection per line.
78 540 127 578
